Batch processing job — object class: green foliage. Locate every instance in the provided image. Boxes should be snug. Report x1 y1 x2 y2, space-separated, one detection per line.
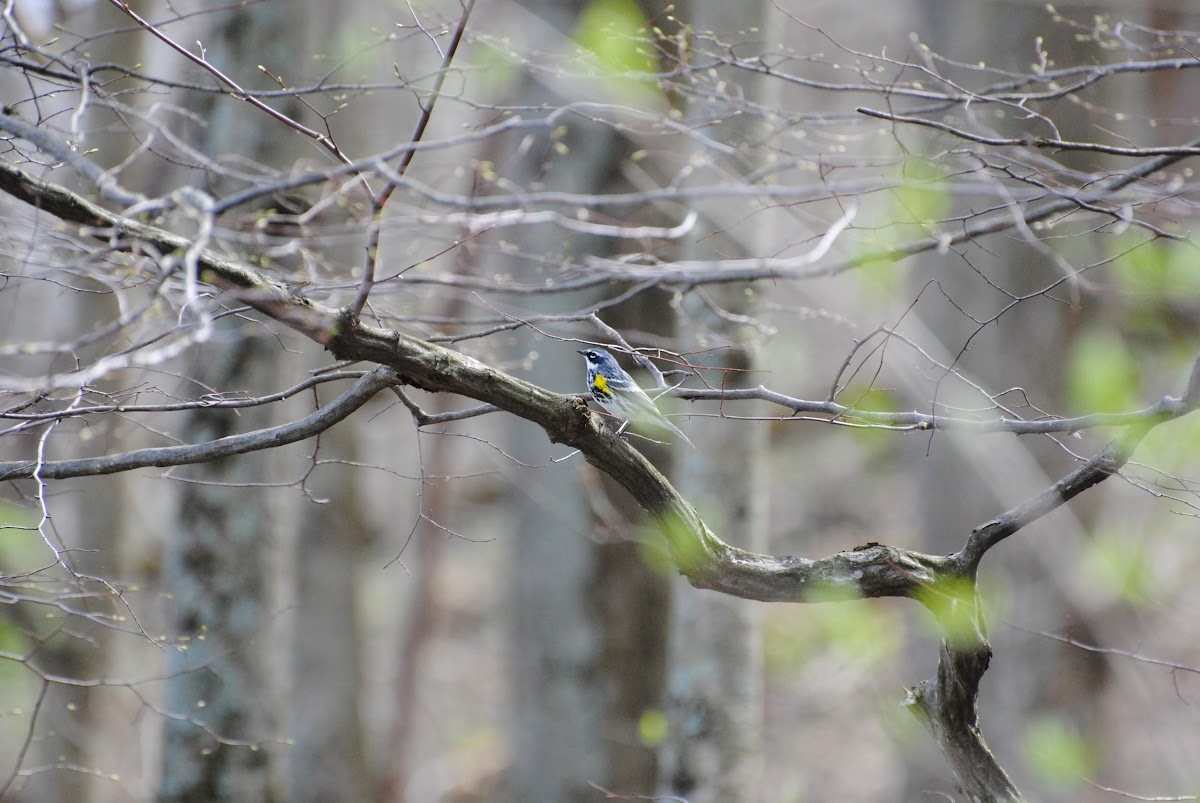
573 0 656 73
637 511 712 579
469 38 521 95
1082 532 1152 605
646 511 712 577
892 157 951 226
1139 412 1200 474
636 534 675 576
765 597 899 670
856 157 947 298
1111 235 1200 304
637 708 668 746
0 614 31 697
1107 234 1200 351
841 386 899 452
1066 327 1140 414
0 571 34 743
816 599 898 664
911 576 985 649
853 250 906 301
0 502 42 573
1023 716 1096 786
0 501 38 531
762 622 802 673
571 0 660 102
882 696 928 750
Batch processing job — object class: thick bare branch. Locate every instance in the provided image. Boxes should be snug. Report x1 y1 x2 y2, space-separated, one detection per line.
906 638 1023 803
5 11 1200 800
0 161 946 603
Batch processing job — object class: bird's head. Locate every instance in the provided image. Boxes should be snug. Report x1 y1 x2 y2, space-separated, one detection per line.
577 348 618 370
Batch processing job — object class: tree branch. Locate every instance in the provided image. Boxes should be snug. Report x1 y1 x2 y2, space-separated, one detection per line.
0 113 146 207
906 636 1024 803
954 422 1159 570
0 368 398 481
348 0 477 316
105 0 355 167
858 106 1200 157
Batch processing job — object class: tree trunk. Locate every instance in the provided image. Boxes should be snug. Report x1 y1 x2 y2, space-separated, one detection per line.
156 4 312 799
657 0 770 798
496 5 671 796
159 331 282 803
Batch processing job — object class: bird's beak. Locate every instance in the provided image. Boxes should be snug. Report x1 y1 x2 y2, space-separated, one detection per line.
576 349 587 355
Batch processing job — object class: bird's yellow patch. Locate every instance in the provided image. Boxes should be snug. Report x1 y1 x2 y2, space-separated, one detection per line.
591 373 609 394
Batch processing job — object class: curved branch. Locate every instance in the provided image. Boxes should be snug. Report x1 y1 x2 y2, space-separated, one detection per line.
0 368 397 481
901 403 1196 802
0 113 146 207
906 637 1023 803
954 422 1159 570
0 160 944 602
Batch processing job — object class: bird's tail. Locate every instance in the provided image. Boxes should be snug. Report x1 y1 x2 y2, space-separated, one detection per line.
660 417 695 449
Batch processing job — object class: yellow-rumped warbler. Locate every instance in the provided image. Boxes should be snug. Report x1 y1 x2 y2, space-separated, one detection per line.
578 347 694 448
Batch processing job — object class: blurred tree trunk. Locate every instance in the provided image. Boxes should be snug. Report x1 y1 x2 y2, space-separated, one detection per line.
500 120 662 803
660 352 766 803
656 0 769 799
20 5 165 801
381 401 454 803
155 4 312 800
159 330 282 803
498 3 670 800
502 219 610 802
38 302 129 803
289 421 371 803
282 0 371 795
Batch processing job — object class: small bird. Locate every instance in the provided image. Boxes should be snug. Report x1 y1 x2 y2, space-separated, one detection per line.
577 347 694 448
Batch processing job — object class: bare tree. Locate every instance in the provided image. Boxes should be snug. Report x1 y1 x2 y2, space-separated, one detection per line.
3 1 1200 801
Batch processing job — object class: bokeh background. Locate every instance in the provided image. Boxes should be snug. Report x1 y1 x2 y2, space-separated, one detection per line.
2 0 1200 801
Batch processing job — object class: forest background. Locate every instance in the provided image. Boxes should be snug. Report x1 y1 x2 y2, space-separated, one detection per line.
2 0 1200 801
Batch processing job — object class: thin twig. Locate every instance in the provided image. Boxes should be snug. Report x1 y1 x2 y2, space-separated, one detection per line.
105 0 355 167
348 0 478 317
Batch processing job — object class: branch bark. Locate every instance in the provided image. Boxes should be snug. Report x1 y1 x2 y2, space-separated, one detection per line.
906 636 1023 803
